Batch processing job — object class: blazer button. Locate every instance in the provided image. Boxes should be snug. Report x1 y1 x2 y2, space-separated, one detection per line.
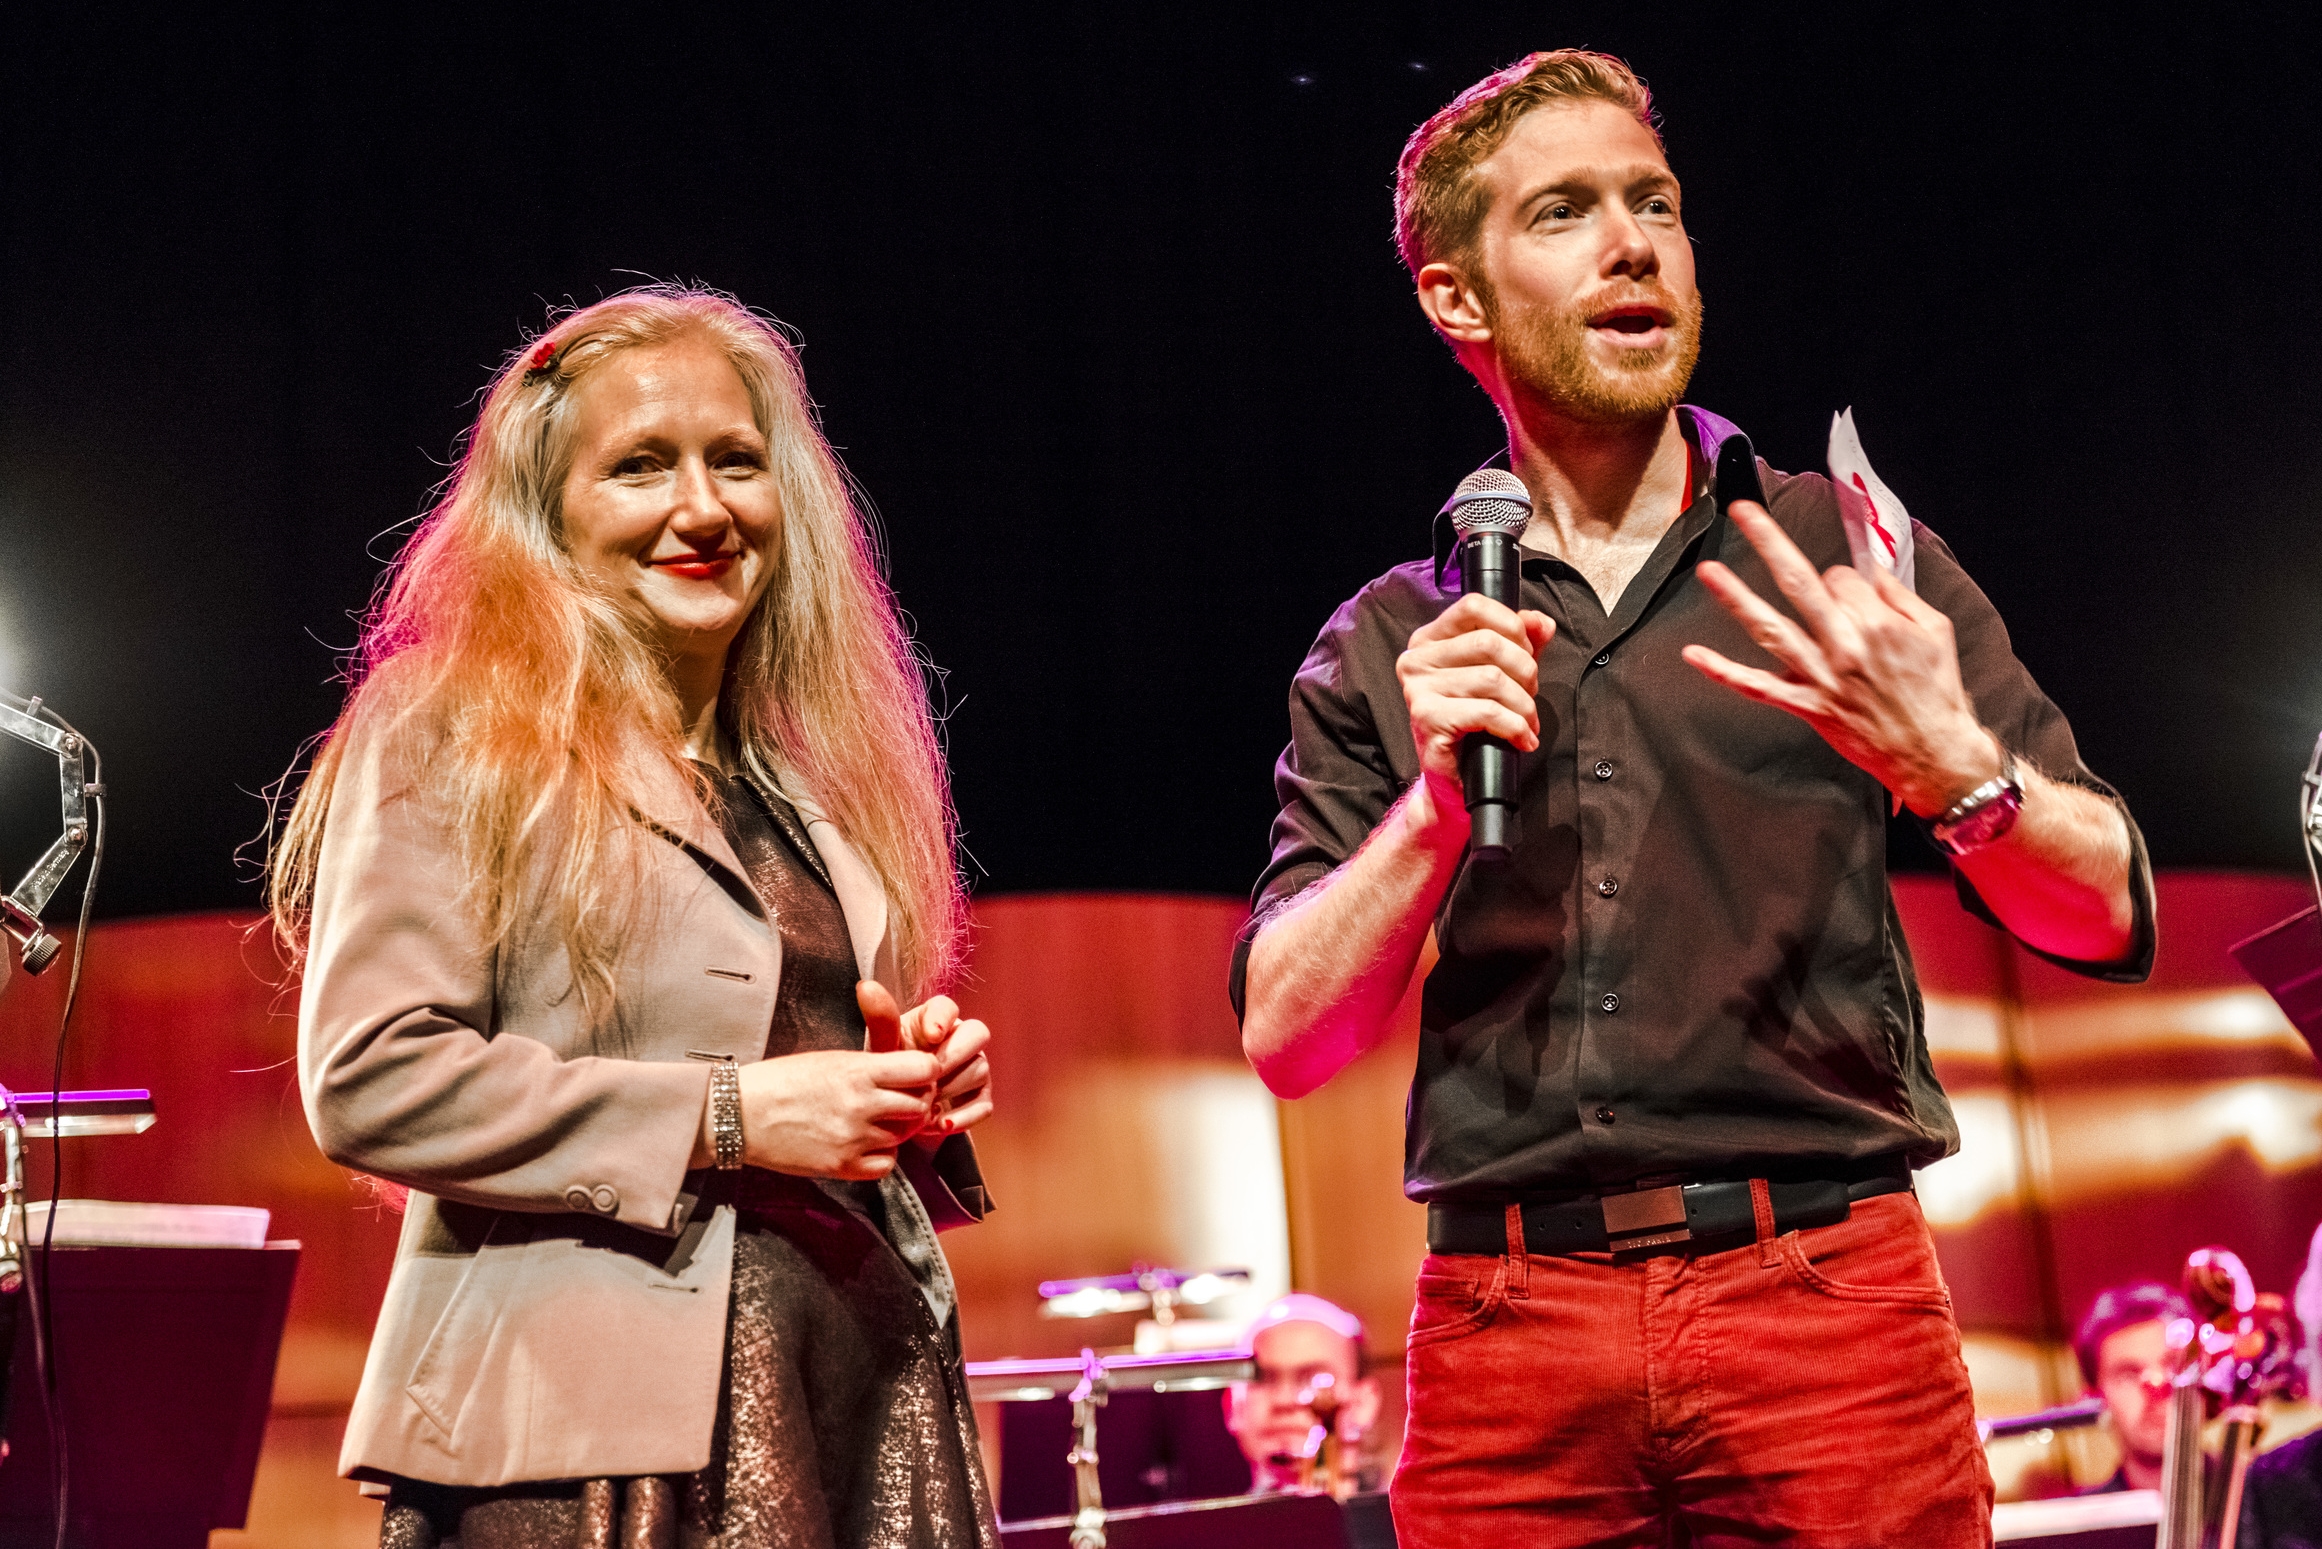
564 1186 591 1211
591 1185 619 1214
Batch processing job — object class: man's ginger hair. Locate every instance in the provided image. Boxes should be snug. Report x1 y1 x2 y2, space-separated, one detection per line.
1394 50 1662 284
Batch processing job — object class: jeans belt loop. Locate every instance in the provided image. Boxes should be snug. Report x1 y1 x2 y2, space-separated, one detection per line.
1750 1177 1779 1267
1502 1202 1530 1299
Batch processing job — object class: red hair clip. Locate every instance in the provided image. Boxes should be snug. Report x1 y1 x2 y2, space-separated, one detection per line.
525 336 561 375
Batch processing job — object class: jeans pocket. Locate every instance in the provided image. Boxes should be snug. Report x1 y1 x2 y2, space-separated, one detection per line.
1406 1260 1508 1349
1776 1197 1952 1312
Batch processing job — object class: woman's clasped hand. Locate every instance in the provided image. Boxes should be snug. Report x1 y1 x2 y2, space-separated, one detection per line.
712 982 994 1180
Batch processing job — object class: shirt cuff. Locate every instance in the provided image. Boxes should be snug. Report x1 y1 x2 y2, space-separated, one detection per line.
1950 793 2157 984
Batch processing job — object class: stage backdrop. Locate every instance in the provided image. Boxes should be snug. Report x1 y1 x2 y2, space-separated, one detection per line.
0 873 2315 1542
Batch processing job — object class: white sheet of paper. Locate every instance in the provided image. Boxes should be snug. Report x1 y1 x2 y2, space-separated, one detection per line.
1827 408 1916 591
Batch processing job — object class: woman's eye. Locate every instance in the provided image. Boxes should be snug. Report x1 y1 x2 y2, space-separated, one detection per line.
1542 202 1577 222
612 456 654 477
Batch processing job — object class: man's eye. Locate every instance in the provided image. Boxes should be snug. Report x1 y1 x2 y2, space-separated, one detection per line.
1642 197 1674 216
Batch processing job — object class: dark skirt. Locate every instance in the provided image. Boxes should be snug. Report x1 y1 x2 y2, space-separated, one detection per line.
379 1175 999 1549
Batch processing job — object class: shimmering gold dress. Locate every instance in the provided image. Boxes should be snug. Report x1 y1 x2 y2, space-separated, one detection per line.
377 771 999 1549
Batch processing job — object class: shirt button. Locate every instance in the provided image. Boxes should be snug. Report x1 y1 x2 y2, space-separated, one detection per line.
564 1186 591 1211
1594 761 1614 780
1593 652 1611 668
1601 992 1621 1013
1595 1106 1617 1124
590 1185 619 1214
1598 877 1619 897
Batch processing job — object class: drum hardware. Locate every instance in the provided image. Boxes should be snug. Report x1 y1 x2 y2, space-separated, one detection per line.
967 1347 1260 1549
1037 1264 1251 1329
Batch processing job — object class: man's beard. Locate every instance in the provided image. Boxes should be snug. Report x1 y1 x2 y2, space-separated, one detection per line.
1494 283 1706 424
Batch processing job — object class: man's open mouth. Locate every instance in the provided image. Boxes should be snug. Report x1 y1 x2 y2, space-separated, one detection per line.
1590 305 1673 336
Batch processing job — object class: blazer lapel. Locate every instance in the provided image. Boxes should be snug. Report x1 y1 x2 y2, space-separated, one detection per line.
769 781 893 994
626 747 758 910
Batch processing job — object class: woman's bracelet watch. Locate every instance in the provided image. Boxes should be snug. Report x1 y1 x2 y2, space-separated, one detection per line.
687 1050 746 1170
1927 746 2024 857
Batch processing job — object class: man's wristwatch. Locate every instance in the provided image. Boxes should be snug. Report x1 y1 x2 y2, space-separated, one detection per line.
1927 745 2023 857
688 1050 745 1170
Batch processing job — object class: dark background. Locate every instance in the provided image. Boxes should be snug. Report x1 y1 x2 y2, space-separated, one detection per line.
2 3 2318 922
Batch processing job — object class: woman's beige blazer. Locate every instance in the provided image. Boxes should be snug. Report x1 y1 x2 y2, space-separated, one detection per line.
298 705 980 1488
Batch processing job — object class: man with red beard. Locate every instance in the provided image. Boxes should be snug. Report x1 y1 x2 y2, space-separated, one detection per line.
1230 51 2152 1545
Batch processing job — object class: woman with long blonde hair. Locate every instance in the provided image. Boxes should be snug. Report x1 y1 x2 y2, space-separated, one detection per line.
273 285 1000 1548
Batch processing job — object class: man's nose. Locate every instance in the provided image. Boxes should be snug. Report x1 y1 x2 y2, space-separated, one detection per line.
1600 206 1659 280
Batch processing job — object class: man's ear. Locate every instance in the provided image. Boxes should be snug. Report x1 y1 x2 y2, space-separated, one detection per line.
1416 261 1493 345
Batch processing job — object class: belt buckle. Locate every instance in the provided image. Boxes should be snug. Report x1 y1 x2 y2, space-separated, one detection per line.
1600 1184 1691 1250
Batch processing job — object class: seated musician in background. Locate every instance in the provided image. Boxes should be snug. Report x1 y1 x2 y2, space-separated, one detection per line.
2241 1220 2322 1546
1224 1293 1385 1494
2073 1280 2192 1494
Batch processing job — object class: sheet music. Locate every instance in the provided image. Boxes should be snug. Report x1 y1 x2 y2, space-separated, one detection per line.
1828 408 1917 591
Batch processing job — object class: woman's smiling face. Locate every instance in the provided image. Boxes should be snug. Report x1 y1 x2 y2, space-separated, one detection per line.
557 330 782 687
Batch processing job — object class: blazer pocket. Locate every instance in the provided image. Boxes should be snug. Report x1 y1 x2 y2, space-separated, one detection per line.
405 1212 521 1441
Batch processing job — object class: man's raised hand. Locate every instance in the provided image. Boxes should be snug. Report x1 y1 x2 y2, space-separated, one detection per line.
1680 500 1998 816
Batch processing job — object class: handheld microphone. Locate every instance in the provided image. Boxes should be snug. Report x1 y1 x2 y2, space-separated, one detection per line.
1442 470 1533 861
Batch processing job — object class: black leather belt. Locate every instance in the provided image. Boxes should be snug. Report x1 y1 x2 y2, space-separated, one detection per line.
1427 1156 1914 1258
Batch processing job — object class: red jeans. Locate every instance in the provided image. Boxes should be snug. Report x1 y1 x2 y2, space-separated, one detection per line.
1391 1187 1992 1547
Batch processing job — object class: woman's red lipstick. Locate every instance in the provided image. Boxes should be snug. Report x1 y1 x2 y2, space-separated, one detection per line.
651 552 738 580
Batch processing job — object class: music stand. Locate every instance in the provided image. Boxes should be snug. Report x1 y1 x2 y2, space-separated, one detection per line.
0 1241 298 1548
2231 905 2322 1060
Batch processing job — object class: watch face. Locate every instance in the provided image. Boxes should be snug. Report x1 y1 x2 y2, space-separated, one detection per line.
1937 786 2024 854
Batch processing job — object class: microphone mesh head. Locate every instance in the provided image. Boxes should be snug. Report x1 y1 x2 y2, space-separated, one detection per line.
1446 469 1532 538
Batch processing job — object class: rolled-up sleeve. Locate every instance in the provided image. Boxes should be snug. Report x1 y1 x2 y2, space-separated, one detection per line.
297 702 713 1234
1916 524 2157 983
1228 582 1425 1019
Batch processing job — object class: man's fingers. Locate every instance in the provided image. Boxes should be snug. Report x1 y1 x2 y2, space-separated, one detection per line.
1422 664 1541 721
858 980 905 1054
1695 561 1830 687
1418 698 1538 752
1680 644 1826 719
1408 593 1537 653
1867 565 1946 631
1726 502 1853 649
1407 626 1544 689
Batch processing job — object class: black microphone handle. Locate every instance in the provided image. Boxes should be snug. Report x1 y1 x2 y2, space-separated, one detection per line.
1457 529 1523 861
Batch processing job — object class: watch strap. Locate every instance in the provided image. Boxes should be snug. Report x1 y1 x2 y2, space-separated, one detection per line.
1928 746 2023 856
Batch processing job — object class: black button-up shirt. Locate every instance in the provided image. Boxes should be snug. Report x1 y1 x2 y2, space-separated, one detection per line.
1230 407 2154 1205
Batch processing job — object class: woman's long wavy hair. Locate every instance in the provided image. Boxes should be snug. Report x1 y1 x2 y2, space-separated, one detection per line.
268 285 966 1006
